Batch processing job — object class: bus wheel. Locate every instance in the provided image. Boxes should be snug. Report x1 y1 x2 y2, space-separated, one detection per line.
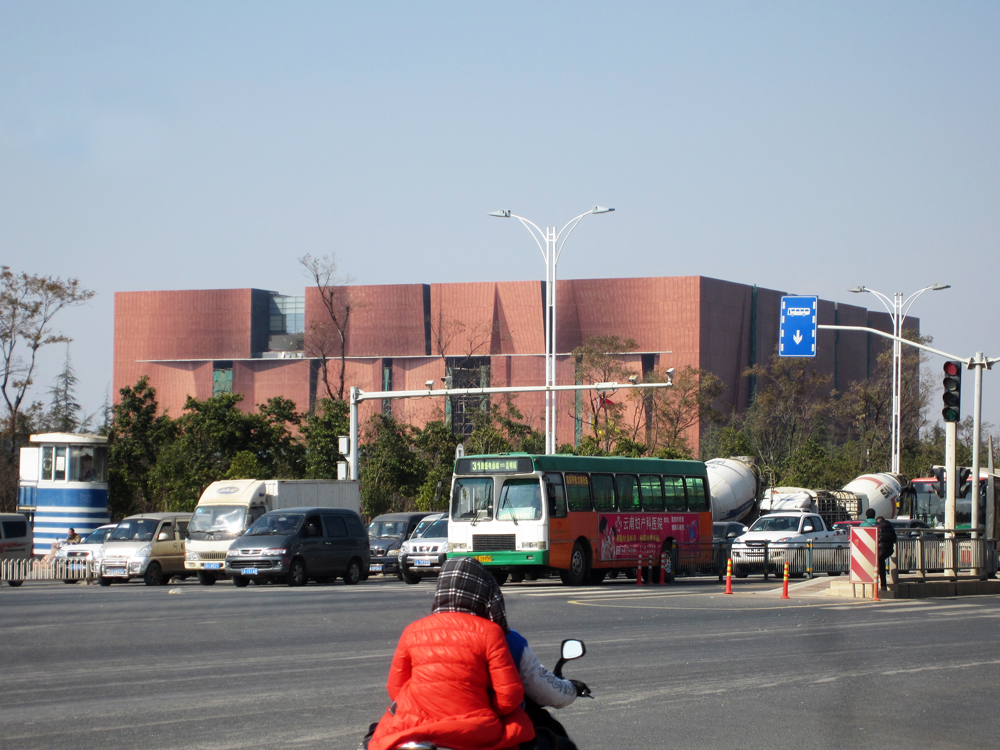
560 542 589 586
492 571 509 586
624 567 637 580
509 572 525 583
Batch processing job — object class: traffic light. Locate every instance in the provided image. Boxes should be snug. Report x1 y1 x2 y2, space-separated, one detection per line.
942 361 962 423
930 466 946 498
957 467 972 499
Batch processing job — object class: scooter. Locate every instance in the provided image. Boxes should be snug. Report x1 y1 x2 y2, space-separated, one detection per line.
396 638 591 750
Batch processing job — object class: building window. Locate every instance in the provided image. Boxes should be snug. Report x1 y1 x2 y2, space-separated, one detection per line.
447 356 490 438
213 362 233 396
269 294 304 335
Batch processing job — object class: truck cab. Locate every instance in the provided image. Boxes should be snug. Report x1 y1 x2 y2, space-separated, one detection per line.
185 480 269 585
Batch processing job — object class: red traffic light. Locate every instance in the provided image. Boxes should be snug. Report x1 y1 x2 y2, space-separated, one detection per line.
943 361 961 377
942 360 962 423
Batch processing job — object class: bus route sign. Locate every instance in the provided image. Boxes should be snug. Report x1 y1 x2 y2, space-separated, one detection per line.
779 295 818 358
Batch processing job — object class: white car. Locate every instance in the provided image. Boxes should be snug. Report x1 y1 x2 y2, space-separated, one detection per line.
54 524 118 583
399 513 448 584
730 512 846 577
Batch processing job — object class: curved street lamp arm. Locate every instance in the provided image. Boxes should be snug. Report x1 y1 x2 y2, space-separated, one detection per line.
509 214 548 262
554 211 593 264
899 285 937 329
862 287 895 318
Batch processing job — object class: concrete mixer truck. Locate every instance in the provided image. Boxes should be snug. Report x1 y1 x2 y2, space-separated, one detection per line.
759 472 902 527
705 458 760 523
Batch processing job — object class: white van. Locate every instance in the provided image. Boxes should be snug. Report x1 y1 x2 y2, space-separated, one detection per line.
1 513 33 588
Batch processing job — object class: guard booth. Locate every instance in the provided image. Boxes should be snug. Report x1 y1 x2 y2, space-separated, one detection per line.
18 433 111 555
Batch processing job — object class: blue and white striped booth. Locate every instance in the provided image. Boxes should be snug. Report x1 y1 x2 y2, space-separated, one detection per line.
18 433 111 555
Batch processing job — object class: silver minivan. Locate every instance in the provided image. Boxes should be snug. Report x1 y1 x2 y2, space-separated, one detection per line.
0 513 33 588
99 512 192 586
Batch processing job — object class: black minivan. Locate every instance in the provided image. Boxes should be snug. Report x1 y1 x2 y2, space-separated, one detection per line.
226 507 370 587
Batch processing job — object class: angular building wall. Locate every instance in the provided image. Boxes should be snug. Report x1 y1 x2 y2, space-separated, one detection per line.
113 277 909 453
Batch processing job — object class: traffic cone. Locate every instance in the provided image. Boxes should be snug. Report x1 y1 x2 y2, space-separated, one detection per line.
660 551 667 585
724 559 733 594
873 578 880 602
636 557 643 586
781 561 790 599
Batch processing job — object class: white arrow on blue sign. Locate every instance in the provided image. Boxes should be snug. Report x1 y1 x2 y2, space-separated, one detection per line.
779 296 818 357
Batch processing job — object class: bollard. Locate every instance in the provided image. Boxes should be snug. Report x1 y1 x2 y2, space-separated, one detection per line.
781 561 790 599
807 540 814 579
648 554 654 585
724 558 733 594
636 557 643 586
660 551 667 585
873 577 881 602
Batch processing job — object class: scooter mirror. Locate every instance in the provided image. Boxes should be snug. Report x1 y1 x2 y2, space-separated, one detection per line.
561 639 585 661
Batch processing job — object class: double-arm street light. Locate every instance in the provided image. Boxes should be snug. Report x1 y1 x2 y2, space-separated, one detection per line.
489 206 615 454
848 283 950 474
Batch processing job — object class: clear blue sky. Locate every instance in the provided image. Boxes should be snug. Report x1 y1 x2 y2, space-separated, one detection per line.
2 2 998 436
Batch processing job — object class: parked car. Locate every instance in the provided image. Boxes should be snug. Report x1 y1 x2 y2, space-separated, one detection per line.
0 513 32 587
730 511 846 578
55 524 117 582
225 507 369 587
368 512 437 578
99 513 192 586
713 522 749 550
399 513 448 584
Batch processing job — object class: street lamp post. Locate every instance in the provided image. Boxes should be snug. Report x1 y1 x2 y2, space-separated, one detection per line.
848 283 950 474
489 206 615 454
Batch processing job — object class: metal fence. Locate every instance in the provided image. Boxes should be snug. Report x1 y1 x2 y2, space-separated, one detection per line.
1 557 97 584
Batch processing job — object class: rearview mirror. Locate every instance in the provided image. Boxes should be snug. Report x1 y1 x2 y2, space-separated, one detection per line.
561 639 585 661
157 532 171 541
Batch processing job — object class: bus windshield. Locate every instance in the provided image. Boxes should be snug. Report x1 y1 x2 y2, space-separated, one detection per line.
451 477 494 522
497 479 542 522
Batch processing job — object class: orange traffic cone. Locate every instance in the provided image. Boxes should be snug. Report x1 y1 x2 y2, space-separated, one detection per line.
724 559 733 594
636 558 643 586
781 562 790 599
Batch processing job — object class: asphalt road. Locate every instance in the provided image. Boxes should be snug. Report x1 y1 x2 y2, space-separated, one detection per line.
2 575 999 750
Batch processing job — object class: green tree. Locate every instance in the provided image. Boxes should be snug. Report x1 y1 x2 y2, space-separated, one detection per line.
412 420 460 511
466 399 544 456
107 377 177 519
302 398 349 479
0 266 94 457
359 413 425 518
642 365 725 456
572 335 638 453
44 348 89 433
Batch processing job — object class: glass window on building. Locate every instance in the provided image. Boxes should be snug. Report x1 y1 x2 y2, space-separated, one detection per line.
41 446 54 481
269 294 305 335
70 446 108 483
53 446 67 481
213 362 233 396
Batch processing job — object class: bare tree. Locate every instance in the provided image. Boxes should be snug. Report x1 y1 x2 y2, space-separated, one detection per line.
1 266 94 455
640 366 725 455
299 254 353 401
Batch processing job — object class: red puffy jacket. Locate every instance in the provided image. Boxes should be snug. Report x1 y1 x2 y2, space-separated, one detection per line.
369 612 535 750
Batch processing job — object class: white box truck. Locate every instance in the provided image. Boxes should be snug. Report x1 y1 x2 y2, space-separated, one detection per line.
184 479 361 584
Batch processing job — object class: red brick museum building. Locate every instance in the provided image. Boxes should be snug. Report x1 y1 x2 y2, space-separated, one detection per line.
113 276 903 447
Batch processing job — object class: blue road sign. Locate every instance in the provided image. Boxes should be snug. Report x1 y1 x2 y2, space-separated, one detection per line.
779 296 818 357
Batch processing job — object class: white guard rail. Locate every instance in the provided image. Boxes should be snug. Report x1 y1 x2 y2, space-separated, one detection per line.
1 558 97 583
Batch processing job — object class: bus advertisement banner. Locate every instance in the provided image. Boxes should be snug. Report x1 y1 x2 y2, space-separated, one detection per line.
598 513 702 561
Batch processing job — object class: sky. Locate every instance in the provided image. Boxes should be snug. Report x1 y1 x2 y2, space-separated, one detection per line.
1 2 998 434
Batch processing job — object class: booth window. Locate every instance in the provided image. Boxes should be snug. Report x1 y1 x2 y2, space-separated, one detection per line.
70 446 108 482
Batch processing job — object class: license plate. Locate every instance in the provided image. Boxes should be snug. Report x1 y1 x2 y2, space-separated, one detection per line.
370 564 383 572
205 563 222 570
415 559 431 567
474 555 493 563
241 568 258 575
107 568 126 576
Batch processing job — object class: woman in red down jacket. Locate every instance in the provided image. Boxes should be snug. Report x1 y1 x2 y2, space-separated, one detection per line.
367 557 535 750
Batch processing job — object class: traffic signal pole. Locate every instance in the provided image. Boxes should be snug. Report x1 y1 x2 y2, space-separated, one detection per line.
945 420 958 578
970 352 984 540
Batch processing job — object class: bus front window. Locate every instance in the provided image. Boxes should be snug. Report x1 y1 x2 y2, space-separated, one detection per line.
451 478 494 522
497 479 543 522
